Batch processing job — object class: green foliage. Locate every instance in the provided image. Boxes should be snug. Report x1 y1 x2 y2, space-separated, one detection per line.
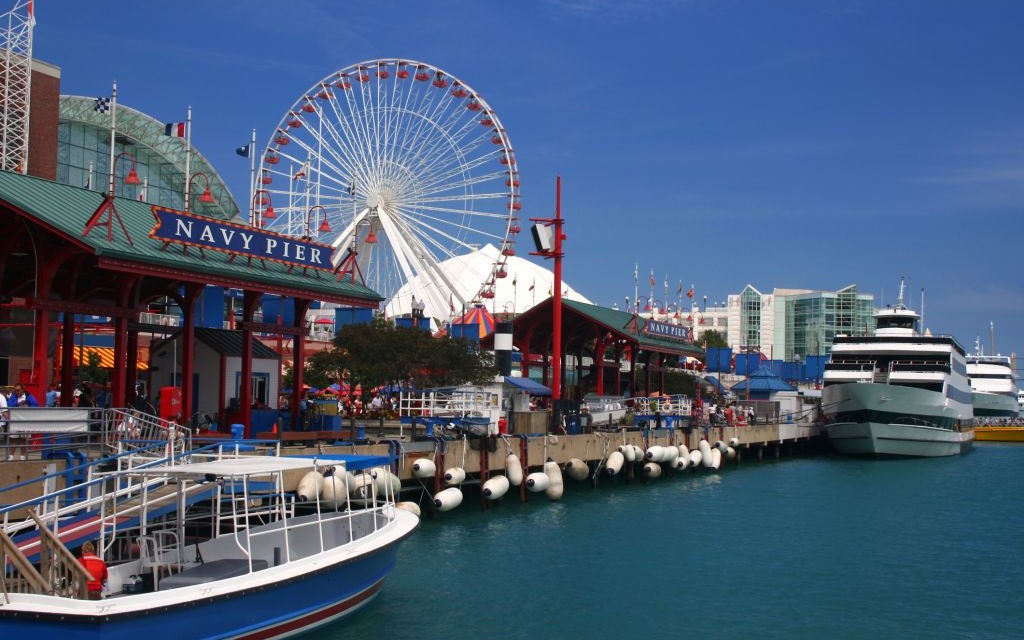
296 318 496 393
80 352 108 384
699 329 729 348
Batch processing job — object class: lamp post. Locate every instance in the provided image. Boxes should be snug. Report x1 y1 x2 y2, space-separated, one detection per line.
111 152 141 195
305 205 330 239
251 189 276 227
187 171 216 212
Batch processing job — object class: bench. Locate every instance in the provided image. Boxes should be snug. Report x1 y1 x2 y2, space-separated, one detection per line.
158 558 269 590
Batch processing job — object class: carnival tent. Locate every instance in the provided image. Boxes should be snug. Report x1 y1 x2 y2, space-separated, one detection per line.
449 304 495 339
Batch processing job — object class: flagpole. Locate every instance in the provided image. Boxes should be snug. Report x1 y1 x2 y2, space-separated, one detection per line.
183 105 192 210
106 81 117 194
633 263 638 319
248 128 256 226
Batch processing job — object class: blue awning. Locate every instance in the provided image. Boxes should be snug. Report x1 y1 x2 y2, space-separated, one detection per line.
503 376 552 396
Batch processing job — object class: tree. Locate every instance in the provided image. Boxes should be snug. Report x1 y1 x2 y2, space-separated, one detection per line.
699 329 729 349
319 318 495 393
80 352 108 385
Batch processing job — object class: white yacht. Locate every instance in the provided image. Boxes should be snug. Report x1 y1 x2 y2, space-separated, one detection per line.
966 342 1019 419
821 280 974 457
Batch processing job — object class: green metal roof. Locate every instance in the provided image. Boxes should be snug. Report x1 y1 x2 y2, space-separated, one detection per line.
195 328 281 359
0 170 381 305
562 298 705 358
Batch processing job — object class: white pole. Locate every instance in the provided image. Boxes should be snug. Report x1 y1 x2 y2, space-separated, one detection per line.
184 105 192 210
106 81 117 194
248 128 256 225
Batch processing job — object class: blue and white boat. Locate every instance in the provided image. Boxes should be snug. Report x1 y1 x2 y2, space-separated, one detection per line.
0 452 418 639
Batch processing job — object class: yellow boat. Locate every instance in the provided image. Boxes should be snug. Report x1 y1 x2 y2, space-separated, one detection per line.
974 426 1024 442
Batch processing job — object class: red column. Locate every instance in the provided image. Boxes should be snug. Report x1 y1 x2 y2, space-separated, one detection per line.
179 284 203 425
112 314 129 409
595 334 606 396
60 314 75 406
239 291 261 437
291 298 312 431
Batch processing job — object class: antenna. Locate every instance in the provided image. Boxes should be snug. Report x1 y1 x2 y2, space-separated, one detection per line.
896 277 906 308
990 321 996 356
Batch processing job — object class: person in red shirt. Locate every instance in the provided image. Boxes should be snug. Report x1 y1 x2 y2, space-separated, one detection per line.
79 540 108 599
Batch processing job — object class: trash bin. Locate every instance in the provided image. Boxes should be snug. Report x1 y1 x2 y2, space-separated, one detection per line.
356 424 366 440
230 423 245 439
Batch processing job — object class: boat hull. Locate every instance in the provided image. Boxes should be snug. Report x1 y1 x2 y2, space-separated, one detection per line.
0 510 418 640
822 383 973 458
974 427 1024 442
971 391 1020 418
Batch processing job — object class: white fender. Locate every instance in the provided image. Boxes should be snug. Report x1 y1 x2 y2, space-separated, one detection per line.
526 471 550 492
729 436 741 447
544 460 564 500
632 445 645 462
674 456 687 470
350 472 376 500
482 475 510 500
642 462 662 478
726 446 737 460
689 450 703 468
678 444 690 465
397 501 421 517
606 451 625 476
321 473 352 507
699 439 714 468
715 440 728 453
565 458 589 481
505 454 524 486
412 458 436 479
619 444 636 462
372 467 401 497
433 487 463 511
663 445 679 464
444 467 466 485
645 445 665 462
296 470 324 501
711 448 722 470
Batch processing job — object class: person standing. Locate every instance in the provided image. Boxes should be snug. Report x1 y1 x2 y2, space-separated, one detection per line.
9 383 39 407
78 541 108 600
45 384 59 407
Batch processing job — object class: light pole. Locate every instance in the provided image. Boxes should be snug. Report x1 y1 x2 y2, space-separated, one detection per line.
187 171 215 212
111 152 141 195
251 189 276 227
305 205 330 239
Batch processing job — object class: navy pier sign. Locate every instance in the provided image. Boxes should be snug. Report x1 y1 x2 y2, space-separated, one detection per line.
645 319 690 342
150 207 334 271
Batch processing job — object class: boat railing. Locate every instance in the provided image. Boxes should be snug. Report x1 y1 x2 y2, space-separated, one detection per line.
890 360 951 374
0 509 94 602
632 394 692 416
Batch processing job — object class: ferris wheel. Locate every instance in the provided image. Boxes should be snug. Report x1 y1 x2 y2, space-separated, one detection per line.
256 58 521 324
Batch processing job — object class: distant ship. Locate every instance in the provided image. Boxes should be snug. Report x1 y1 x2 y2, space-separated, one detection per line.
821 280 974 457
966 345 1019 419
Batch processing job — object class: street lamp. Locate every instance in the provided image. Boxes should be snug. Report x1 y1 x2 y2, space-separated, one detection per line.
187 172 216 211
111 152 141 193
251 189 275 227
305 205 330 239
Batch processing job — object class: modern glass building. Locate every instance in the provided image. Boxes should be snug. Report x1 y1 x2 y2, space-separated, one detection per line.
57 96 239 219
691 284 875 360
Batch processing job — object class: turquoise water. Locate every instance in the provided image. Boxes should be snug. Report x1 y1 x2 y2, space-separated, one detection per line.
335 444 1024 639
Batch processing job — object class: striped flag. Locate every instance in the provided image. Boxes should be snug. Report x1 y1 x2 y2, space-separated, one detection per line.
164 122 186 138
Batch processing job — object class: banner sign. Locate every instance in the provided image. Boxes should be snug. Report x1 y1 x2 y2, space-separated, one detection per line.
150 207 334 271
645 319 689 342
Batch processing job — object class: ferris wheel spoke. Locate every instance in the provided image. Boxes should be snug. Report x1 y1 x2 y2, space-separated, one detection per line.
260 59 517 324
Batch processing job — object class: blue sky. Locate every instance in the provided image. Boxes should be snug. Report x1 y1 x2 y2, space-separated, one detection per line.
33 0 1024 365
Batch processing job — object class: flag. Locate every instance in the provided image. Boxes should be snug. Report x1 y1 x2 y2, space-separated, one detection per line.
293 168 306 180
26 0 35 28
529 278 535 292
649 269 655 288
94 96 110 113
512 274 517 287
449 294 454 314
677 281 683 296
235 143 251 158
164 122 186 138
634 263 638 283
687 284 695 298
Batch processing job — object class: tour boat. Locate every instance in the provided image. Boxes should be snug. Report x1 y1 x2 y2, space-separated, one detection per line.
0 452 418 639
821 280 973 457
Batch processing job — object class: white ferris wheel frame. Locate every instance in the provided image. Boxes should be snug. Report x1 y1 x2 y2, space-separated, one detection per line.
255 58 521 325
